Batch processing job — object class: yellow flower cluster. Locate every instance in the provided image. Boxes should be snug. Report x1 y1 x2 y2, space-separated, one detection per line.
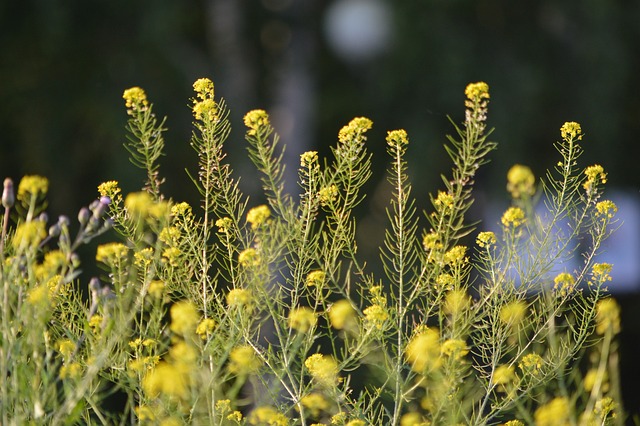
12 221 46 251
493 364 515 387
319 184 339 206
442 289 470 317
386 129 409 147
248 406 288 426
246 205 271 229
560 121 582 141
196 318 216 340
238 248 260 267
592 262 613 283
501 207 526 228
338 117 373 144
288 307 317 333
434 190 455 211
243 109 270 136
476 231 497 248
228 345 262 375
97 180 121 198
518 353 543 376
305 353 339 387
169 300 199 336
595 200 617 219
216 217 233 233
122 87 149 113
583 165 607 192
96 242 129 264
507 164 535 199
299 393 330 418
553 272 576 298
440 338 468 360
328 299 356 330
436 273 456 290
363 304 388 330
444 245 467 265
405 328 441 373
171 201 192 217
534 397 570 426
465 82 490 101
300 151 318 167
17 175 48 202
192 78 217 121
227 288 253 309
306 270 326 287
596 298 620 335
500 300 527 327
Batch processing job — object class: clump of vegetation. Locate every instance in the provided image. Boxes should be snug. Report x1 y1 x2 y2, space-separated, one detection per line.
0 79 623 425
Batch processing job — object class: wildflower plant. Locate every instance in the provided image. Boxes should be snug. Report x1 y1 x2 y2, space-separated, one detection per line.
0 78 625 425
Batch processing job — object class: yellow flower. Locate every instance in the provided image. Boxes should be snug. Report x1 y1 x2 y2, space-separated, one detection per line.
169 300 199 336
59 362 83 380
57 339 76 360
125 191 154 218
306 270 326 287
88 315 103 333
142 361 191 400
405 328 441 373
148 280 165 299
244 109 270 136
328 299 356 330
507 164 535 199
300 393 330 418
123 87 148 112
134 248 154 267
227 288 253 309
436 273 456 290
96 242 129 264
158 226 180 245
503 421 525 426
534 397 570 426
216 217 233 233
422 231 442 251
583 368 608 393
248 406 288 426
465 82 490 101
583 165 607 192
27 284 49 307
345 421 365 426
400 412 428 426
169 341 198 365
434 190 455 211
493 365 515 386
196 318 216 340
97 180 121 198
444 245 467 265
228 345 262 375
443 289 470 317
135 405 156 421
501 207 526 228
476 231 497 248
441 338 468 360
595 200 617 219
500 300 527 327
246 205 271 229
193 99 217 121
386 129 409 147
592 263 613 283
519 353 543 376
193 78 214 99
238 248 259 267
596 298 620 335
12 221 46 250
171 201 192 217
228 411 243 422
305 353 339 387
553 272 576 297
338 117 373 144
318 185 339 206
363 304 389 330
330 412 347 425
560 121 582 141
288 307 317 333
300 150 318 167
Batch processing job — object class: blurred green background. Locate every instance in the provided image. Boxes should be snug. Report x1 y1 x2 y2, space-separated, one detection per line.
1 0 639 414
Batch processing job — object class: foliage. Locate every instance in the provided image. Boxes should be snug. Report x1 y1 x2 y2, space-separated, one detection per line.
0 79 624 425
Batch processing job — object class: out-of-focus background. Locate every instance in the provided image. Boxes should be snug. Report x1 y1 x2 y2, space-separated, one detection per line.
1 0 639 413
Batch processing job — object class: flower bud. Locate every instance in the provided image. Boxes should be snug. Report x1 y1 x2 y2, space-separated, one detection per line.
48 224 61 237
2 178 14 209
78 207 91 226
93 196 111 219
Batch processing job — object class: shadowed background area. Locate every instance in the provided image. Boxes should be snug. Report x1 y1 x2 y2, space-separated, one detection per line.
1 0 639 414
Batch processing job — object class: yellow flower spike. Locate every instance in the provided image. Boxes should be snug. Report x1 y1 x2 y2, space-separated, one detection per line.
553 272 576 297
196 318 216 340
228 345 262 375
299 393 330 418
59 362 83 380
596 200 617 219
147 280 165 299
443 289 470 317
444 245 468 265
216 217 233 233
248 406 289 426
434 190 455 211
592 262 613 283
328 299 356 330
96 242 129 264
17 175 48 202
170 201 192 217
243 109 270 136
288 307 317 333
503 421 525 426
246 204 271 229
493 364 515 387
305 353 339 387
318 184 339 206
363 304 389 330
596 298 620 335
193 77 214 100
306 270 326 287
405 328 441 373
518 353 543 376
12 221 47 250
238 248 259 267
386 129 409 147
97 180 121 198
507 164 535 199
300 150 318 167
465 82 490 101
501 206 526 228
476 231 497 248
142 361 191 400
583 164 607 192
560 121 582 141
122 87 149 113
226 288 253 308
124 191 154 218
500 300 527 327
441 338 469 360
169 300 199 337
338 117 373 144
534 397 570 426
